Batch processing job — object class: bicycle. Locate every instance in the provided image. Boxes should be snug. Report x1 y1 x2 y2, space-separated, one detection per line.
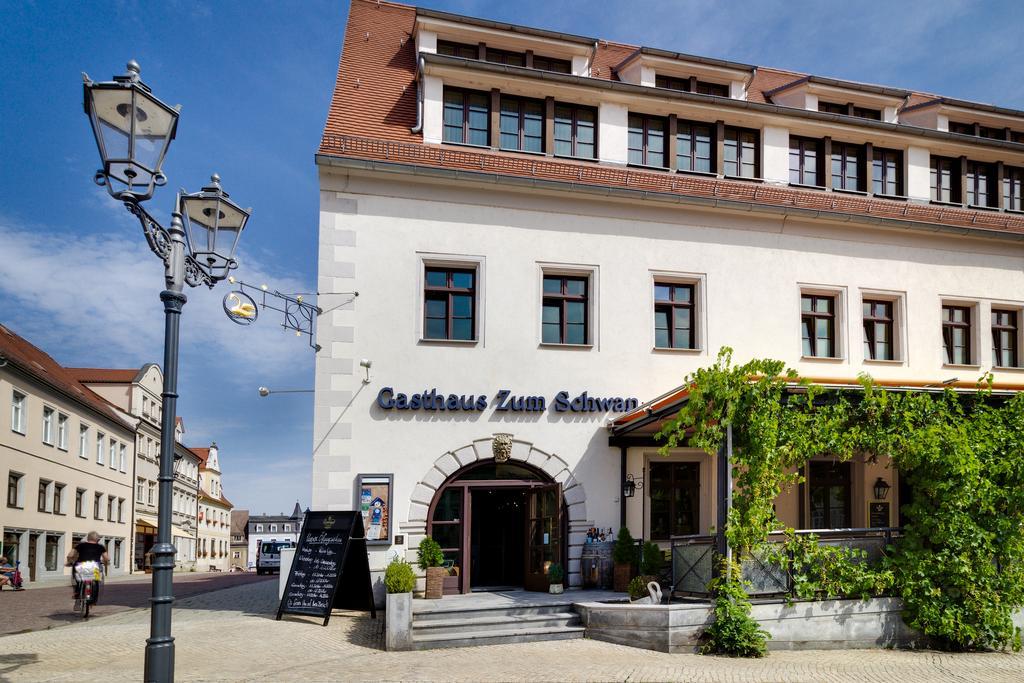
73 561 104 618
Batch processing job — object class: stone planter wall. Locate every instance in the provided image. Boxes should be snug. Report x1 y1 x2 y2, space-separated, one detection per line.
385 592 413 651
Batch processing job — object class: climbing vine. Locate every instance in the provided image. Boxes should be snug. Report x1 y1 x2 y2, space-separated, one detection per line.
657 347 1024 652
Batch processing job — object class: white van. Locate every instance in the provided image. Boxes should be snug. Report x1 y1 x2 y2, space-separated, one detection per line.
255 541 294 575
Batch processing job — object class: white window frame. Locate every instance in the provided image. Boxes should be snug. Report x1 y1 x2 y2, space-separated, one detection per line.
11 389 26 435
940 297 982 368
109 438 117 470
798 284 848 362
42 406 55 445
537 262 600 348
148 481 156 505
79 424 89 459
119 443 127 473
96 432 105 465
416 252 486 345
57 413 69 450
255 524 264 533
650 270 707 353
859 289 908 365
137 478 145 503
270 524 278 533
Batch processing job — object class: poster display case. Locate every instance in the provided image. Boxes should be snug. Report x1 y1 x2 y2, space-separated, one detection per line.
357 473 393 546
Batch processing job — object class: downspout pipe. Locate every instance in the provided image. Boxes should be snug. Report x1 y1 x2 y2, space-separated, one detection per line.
619 445 627 529
410 54 425 134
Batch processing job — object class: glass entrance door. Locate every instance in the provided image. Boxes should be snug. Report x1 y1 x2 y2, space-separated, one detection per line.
523 483 562 592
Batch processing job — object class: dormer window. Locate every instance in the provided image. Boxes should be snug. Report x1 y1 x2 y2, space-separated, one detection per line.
485 47 525 67
499 96 544 153
818 101 880 120
443 88 489 147
871 148 903 197
628 114 667 168
532 55 570 74
966 160 997 208
438 40 478 60
655 75 728 98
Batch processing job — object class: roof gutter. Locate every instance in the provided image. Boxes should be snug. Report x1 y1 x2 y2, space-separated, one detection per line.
423 53 1024 153
410 54 425 134
314 152 1024 244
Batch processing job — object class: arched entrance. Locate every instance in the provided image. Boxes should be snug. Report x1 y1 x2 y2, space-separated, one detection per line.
427 460 565 594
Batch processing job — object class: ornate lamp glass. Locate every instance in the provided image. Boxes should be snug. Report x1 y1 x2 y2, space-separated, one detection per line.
623 475 636 499
83 60 179 201
873 477 891 500
178 174 251 283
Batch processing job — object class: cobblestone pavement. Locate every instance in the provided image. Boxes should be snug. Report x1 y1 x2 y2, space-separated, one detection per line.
0 572 274 636
2 580 1024 682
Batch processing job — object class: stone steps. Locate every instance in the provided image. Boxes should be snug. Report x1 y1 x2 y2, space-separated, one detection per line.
411 601 585 649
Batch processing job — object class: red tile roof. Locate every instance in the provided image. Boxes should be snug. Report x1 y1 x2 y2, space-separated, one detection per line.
190 447 210 465
0 324 133 430
319 0 1024 239
66 368 139 384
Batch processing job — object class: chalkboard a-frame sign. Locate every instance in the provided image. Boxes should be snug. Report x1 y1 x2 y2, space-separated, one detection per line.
276 510 377 626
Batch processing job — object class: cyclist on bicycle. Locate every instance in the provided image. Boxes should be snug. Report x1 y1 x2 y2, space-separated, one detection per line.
65 532 109 604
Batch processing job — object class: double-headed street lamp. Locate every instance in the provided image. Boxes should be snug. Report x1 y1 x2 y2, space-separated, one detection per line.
82 60 251 683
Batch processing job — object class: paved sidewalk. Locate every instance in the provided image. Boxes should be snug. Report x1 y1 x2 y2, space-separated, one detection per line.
2 579 1023 682
0 572 273 636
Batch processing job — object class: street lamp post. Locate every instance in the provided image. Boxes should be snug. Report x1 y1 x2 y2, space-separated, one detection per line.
82 61 251 683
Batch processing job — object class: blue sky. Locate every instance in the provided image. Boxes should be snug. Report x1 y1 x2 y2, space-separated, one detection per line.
1 0 1021 515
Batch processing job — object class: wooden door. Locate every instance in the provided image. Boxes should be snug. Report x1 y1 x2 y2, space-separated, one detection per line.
28 534 38 582
523 483 561 592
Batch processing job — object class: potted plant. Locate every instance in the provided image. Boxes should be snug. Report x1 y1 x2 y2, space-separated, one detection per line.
612 527 636 592
639 541 664 577
417 536 445 599
384 557 416 650
548 562 564 594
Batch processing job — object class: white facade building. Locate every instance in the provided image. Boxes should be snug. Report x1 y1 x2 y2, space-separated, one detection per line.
312 1 1024 599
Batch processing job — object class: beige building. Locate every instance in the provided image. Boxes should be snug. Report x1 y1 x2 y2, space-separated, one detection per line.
1 324 134 584
230 509 249 570
193 444 233 572
69 366 202 572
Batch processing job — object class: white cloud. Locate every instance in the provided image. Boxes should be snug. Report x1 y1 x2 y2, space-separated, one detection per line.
0 211 315 386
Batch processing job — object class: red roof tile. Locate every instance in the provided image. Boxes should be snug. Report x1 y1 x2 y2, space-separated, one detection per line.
0 325 133 430
66 368 139 384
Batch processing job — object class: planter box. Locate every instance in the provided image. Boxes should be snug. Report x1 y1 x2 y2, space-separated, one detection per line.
549 584 564 594
424 567 445 599
385 592 413 651
613 563 632 593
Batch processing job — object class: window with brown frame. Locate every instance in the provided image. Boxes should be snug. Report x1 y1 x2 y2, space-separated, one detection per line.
53 483 64 514
942 305 972 365
863 300 894 361
532 54 571 73
75 488 85 517
484 47 525 67
1005 167 1024 212
628 113 667 167
676 120 714 173
499 96 544 153
695 81 729 97
831 141 864 192
724 127 758 178
789 136 821 186
949 121 975 136
1012 131 1024 144
655 75 689 92
818 101 848 115
649 461 700 539
801 294 836 358
93 492 102 520
852 106 881 121
992 309 1019 368
437 40 478 60
930 156 960 203
8 472 22 508
38 479 50 512
553 103 596 159
871 147 903 196
966 160 997 208
542 275 588 345
654 75 728 97
654 282 696 349
424 267 476 341
978 125 1004 140
442 88 489 146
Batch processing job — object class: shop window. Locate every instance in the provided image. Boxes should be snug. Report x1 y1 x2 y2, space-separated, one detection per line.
45 535 60 572
808 461 852 529
7 472 23 508
724 127 758 178
992 309 1019 368
654 282 696 349
114 539 122 568
649 461 700 540
553 103 596 159
942 304 973 365
424 266 477 341
542 274 589 345
442 88 489 147
801 293 838 358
